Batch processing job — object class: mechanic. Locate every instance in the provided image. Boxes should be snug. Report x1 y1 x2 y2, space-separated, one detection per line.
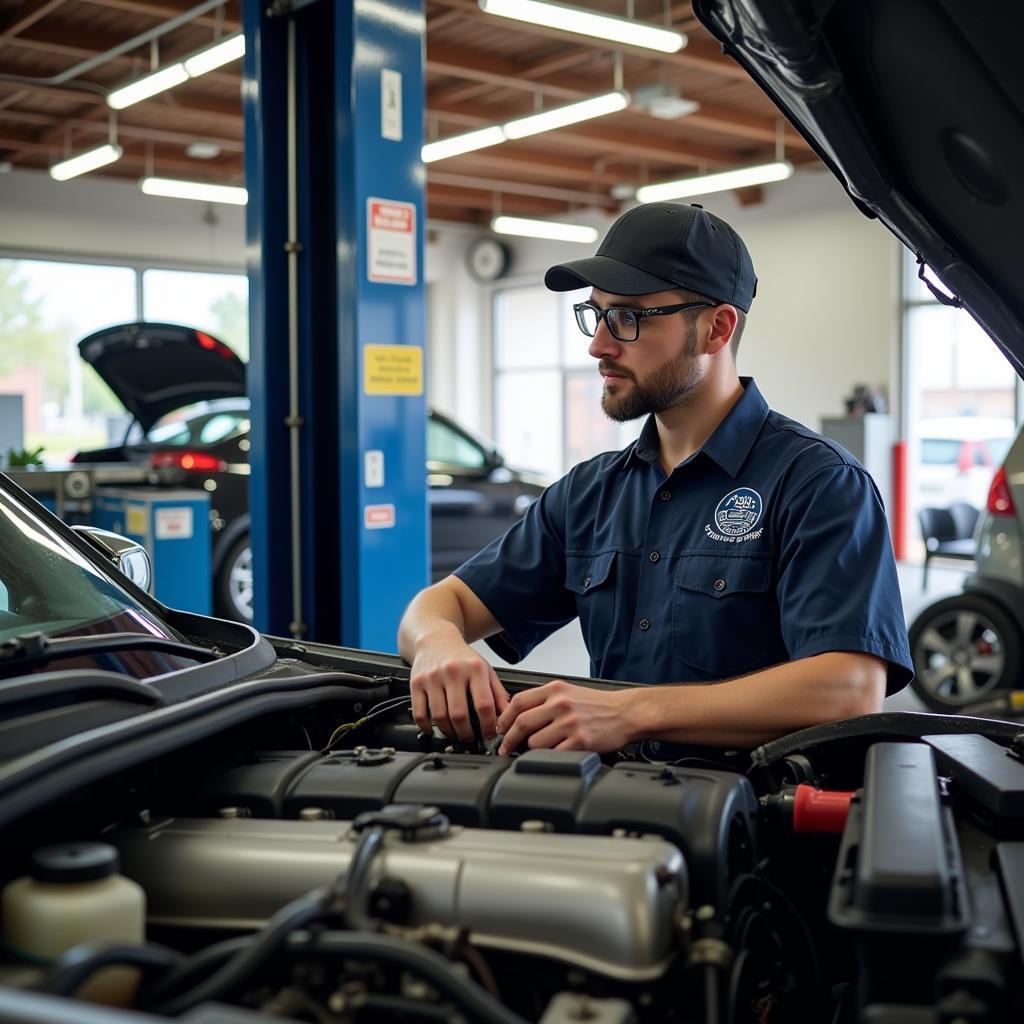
398 202 913 754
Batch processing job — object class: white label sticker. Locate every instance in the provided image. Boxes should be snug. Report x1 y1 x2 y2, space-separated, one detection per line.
364 504 396 530
365 449 385 488
367 198 416 285
381 68 402 141
155 507 194 540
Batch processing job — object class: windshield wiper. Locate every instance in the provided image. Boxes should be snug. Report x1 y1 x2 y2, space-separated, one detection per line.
0 631 218 676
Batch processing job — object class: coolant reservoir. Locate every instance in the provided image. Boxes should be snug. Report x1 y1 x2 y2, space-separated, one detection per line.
1 842 145 1005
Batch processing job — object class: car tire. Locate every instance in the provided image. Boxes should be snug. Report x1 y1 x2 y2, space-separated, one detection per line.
214 534 253 624
908 593 1022 711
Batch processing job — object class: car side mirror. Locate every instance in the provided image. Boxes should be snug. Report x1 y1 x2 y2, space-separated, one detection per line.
72 526 153 594
489 450 505 470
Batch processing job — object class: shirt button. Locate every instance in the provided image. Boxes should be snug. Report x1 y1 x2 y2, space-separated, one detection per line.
714 578 726 592
583 576 591 589
649 551 660 563
660 490 672 501
639 618 651 631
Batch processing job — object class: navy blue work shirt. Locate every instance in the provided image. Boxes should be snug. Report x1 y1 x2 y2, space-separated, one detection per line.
454 379 913 693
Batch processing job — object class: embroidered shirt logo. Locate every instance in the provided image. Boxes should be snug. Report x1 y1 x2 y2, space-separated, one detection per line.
705 487 764 543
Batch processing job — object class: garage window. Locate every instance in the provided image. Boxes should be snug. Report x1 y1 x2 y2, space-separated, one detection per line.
493 284 640 478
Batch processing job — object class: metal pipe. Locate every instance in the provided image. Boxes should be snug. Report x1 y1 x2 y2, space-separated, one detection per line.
0 0 229 89
285 16 305 639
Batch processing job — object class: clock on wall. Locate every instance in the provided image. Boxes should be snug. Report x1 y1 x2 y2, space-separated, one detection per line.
466 236 511 282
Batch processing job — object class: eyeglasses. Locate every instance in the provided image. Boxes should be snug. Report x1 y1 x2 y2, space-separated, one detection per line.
573 300 715 343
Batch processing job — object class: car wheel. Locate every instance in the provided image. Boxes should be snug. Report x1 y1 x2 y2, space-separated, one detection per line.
908 593 1021 711
215 535 253 624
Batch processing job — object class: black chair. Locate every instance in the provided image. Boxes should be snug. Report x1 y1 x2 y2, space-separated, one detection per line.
918 504 977 591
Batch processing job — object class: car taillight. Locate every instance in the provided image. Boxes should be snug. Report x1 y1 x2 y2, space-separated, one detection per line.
986 466 1017 516
149 451 224 472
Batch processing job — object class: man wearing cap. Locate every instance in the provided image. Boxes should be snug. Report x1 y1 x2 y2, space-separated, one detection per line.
398 203 911 754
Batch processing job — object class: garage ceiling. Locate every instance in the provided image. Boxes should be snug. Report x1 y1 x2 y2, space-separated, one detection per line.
0 0 818 224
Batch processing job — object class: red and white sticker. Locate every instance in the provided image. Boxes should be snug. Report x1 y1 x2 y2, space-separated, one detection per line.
154 507 194 540
364 503 396 530
367 198 416 285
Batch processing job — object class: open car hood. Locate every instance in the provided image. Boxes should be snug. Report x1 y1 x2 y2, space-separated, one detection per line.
693 0 1024 377
79 322 246 432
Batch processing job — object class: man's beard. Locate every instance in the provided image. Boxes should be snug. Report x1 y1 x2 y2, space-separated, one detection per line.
600 318 702 423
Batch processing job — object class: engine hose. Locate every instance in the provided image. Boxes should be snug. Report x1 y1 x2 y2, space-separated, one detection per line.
300 931 531 1024
140 936 251 1008
357 993 461 1021
37 942 183 998
150 886 330 1015
338 825 385 931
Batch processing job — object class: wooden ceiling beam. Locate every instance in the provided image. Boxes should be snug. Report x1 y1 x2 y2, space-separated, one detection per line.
426 48 807 150
74 0 242 32
428 170 616 210
428 98 739 168
426 0 748 80
441 147 624 186
2 28 239 87
0 0 68 38
428 183 569 215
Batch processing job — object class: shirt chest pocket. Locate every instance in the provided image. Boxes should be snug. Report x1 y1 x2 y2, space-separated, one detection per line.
566 551 618 663
671 554 776 676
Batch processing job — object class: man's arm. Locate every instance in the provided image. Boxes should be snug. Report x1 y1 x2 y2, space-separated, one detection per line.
496 651 886 754
398 576 508 742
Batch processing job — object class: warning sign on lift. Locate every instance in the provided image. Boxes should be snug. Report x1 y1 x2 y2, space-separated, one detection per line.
364 344 423 395
364 504 396 530
367 198 416 285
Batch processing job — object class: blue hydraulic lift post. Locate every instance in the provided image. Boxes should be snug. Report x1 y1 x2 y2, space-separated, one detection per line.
243 0 429 649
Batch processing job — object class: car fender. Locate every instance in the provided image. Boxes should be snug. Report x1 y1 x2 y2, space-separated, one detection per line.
963 574 1024 633
212 513 251 574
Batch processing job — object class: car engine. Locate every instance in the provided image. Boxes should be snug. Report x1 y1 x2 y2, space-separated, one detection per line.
2 676 1023 1024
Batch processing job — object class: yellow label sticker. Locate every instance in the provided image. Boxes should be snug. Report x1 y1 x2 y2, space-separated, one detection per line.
125 505 147 536
364 344 424 395
1010 691 1024 710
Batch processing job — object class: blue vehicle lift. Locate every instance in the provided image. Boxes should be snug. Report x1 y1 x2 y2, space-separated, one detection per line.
243 0 429 650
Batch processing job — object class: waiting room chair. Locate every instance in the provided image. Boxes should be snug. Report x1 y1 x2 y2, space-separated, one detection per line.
918 504 977 591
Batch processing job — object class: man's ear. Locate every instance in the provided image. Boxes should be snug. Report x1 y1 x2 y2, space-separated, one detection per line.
704 305 738 357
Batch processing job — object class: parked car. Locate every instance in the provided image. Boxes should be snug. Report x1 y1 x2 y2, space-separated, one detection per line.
72 323 547 623
908 422 1024 710
915 415 1014 510
1 466 1021 1024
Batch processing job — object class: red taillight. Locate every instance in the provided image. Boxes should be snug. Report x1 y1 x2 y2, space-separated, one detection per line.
195 330 236 360
196 331 217 350
987 466 1017 517
149 450 223 472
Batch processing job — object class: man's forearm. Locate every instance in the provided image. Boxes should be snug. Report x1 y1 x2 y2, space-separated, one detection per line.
621 652 887 748
397 586 469 664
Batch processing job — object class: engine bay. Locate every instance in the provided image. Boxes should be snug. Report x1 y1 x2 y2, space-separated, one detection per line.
2 672 1023 1024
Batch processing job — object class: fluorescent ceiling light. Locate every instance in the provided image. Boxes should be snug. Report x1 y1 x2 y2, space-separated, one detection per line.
504 91 630 140
635 160 794 202
140 176 247 205
50 143 123 181
422 126 505 163
479 0 685 53
492 216 598 243
108 64 188 110
183 33 245 77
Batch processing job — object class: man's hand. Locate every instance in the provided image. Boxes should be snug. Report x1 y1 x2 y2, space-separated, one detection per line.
496 680 633 755
409 639 510 742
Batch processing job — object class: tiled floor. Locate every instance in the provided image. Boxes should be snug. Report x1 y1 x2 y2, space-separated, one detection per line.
474 560 975 714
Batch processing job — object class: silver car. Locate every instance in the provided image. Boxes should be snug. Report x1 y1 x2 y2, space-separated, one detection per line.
909 425 1024 710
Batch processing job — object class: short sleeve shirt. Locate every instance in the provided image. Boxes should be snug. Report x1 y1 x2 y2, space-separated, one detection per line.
454 378 913 694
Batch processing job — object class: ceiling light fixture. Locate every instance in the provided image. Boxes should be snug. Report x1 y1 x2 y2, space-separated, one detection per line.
50 143 123 181
503 90 630 139
140 176 247 205
492 216 599 243
422 126 506 163
108 64 189 110
108 33 245 110
183 34 246 77
635 160 794 202
479 0 685 53
424 91 630 163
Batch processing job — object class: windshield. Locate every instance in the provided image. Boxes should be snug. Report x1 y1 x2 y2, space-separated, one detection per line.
0 484 183 647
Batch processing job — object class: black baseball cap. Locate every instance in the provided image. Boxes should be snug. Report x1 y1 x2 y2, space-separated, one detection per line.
544 203 757 312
